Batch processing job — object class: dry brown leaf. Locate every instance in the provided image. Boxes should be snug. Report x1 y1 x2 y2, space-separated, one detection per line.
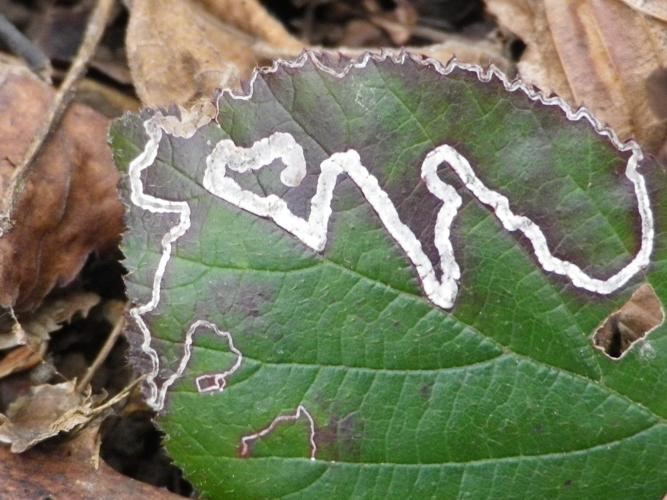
19 291 100 344
0 344 47 380
0 291 100 378
126 0 304 107
0 422 181 499
0 63 124 313
198 0 303 51
0 376 142 453
0 309 25 351
339 39 512 75
0 381 103 452
126 0 251 106
126 0 510 107
0 290 99 351
617 0 667 21
594 283 664 357
419 39 512 72
485 0 573 101
487 0 667 152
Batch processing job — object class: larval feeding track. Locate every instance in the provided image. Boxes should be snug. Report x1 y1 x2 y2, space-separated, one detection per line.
203 134 653 309
240 405 317 460
127 52 654 422
127 111 246 410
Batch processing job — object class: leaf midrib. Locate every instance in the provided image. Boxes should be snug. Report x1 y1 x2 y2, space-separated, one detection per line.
171 419 662 466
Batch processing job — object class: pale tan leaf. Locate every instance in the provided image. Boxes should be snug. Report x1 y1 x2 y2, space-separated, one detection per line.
20 291 100 344
126 0 249 107
485 0 574 100
487 0 667 152
0 381 102 453
197 0 303 51
127 0 306 107
617 0 667 22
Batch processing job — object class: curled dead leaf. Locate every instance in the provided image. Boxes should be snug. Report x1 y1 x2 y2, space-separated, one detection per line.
0 377 140 453
18 291 100 345
594 283 665 358
126 0 304 107
0 381 104 453
0 63 124 313
0 291 100 379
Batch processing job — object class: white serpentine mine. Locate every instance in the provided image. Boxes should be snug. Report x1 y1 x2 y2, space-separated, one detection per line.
126 53 654 462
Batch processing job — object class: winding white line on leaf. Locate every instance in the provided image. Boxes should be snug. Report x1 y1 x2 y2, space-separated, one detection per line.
240 405 317 460
203 130 653 308
127 51 654 416
204 142 465 308
127 111 245 410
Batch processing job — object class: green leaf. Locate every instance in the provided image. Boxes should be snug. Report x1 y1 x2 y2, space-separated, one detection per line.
112 52 667 499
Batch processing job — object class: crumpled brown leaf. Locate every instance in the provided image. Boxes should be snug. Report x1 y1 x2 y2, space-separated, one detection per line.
126 0 304 107
0 63 124 313
0 291 100 351
0 381 104 453
487 0 667 152
0 291 100 378
0 421 181 498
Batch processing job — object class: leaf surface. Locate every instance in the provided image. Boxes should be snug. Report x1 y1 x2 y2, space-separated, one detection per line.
113 52 667 499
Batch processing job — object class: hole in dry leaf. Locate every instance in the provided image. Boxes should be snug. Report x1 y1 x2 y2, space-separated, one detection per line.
593 284 664 359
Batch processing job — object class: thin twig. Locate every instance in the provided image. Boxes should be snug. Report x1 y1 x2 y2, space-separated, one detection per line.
90 375 145 414
76 311 125 393
0 0 116 235
0 14 52 81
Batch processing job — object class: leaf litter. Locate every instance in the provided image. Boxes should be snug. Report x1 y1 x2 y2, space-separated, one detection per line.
0 290 99 378
487 0 667 153
0 419 183 498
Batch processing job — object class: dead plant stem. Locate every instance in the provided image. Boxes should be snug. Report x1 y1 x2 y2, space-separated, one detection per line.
76 311 125 393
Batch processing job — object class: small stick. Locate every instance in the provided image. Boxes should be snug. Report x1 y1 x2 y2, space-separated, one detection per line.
76 311 125 393
0 0 116 235
0 14 52 80
90 375 145 414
